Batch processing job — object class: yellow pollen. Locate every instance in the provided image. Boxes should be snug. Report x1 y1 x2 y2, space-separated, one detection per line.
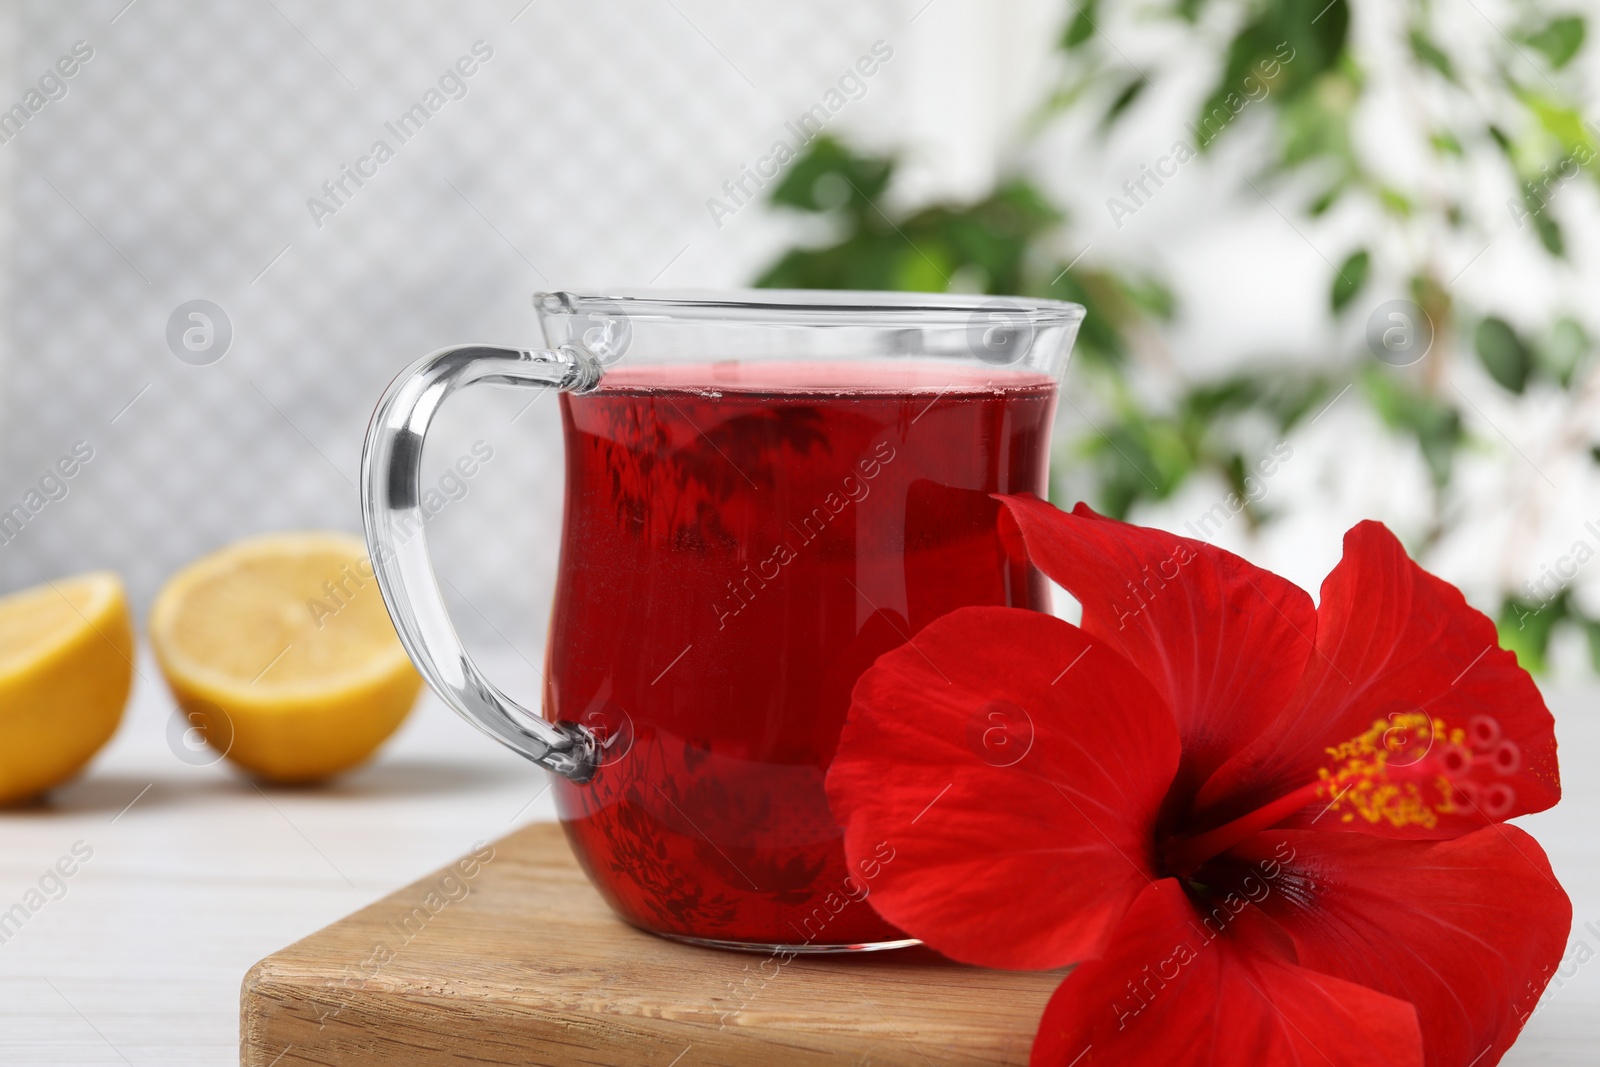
1316 713 1464 830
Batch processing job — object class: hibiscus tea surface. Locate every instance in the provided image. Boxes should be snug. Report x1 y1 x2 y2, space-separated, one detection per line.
545 360 1056 947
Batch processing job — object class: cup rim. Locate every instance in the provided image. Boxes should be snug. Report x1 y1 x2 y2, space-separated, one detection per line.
536 288 1086 325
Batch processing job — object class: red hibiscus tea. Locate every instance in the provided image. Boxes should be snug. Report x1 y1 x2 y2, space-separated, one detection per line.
545 361 1057 947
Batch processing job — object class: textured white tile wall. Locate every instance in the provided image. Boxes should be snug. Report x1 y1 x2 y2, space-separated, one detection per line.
0 0 924 692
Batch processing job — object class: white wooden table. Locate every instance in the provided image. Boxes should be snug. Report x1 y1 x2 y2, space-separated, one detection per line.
1 654 1597 1065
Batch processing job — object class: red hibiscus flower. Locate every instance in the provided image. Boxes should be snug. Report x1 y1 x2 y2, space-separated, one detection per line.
825 496 1569 1066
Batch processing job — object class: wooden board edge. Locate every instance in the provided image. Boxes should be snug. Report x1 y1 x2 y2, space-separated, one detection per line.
241 957 1002 1067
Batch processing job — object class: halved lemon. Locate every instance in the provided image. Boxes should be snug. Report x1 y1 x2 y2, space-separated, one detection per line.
149 532 422 782
0 571 134 805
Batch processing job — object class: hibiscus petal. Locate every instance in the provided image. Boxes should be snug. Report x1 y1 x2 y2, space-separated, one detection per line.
825 606 1180 970
1031 879 1424 1067
1196 521 1560 838
997 495 1316 794
1225 826 1570 1067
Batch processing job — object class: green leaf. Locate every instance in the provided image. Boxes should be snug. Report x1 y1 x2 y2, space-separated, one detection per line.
1074 403 1192 519
1360 368 1463 487
1031 72 1098 124
1101 75 1149 128
1120 275 1177 321
1301 2 1352 79
1534 210 1566 257
1331 249 1370 311
1519 90 1594 155
1377 186 1414 216
1193 0 1349 151
1540 316 1591 386
1519 183 1564 256
1523 15 1586 70
1430 129 1464 156
1178 370 1330 431
1586 618 1600 673
766 137 892 214
1475 317 1534 394
1307 184 1343 215
753 235 898 291
1408 28 1456 81
891 244 953 292
756 145 1073 303
1063 0 1099 50
1497 595 1567 675
1046 267 1135 367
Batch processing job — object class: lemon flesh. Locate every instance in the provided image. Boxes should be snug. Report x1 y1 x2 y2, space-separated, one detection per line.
149 532 421 782
0 571 134 805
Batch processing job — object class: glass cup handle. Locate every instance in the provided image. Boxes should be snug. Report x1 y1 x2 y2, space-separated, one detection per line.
360 344 602 782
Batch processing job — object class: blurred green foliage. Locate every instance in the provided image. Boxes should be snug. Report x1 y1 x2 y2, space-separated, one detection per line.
759 140 1059 296
754 0 1600 674
754 136 1305 530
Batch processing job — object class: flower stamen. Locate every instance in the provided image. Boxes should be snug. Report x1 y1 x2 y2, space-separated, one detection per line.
1318 712 1473 830
1165 711 1512 874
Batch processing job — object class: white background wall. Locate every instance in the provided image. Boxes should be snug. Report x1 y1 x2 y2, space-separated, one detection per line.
1 0 1597 685
0 0 929 707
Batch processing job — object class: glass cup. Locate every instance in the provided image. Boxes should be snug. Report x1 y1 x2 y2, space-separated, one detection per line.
362 290 1083 951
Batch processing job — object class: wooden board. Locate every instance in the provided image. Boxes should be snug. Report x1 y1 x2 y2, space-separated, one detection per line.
240 821 1063 1066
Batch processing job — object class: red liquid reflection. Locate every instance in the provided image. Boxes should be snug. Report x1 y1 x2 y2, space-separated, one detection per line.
546 361 1056 946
